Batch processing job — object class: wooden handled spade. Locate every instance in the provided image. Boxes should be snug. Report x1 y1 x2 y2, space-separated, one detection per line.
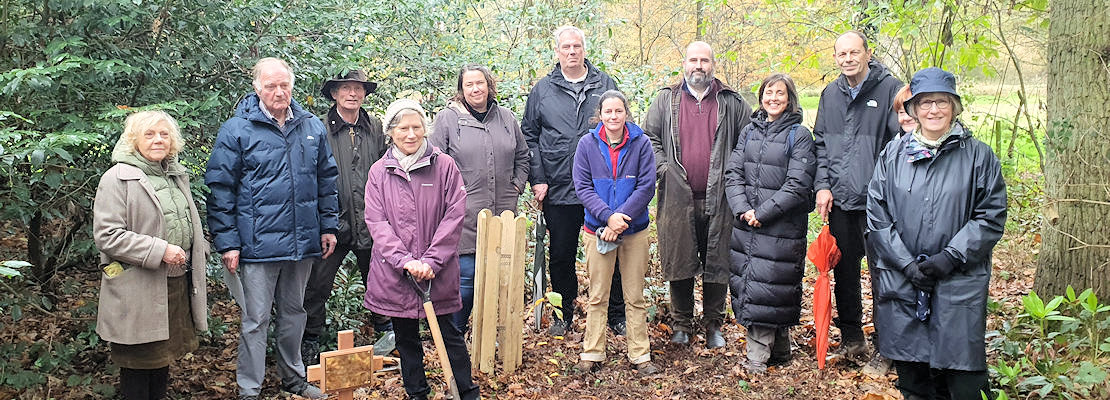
406 272 461 400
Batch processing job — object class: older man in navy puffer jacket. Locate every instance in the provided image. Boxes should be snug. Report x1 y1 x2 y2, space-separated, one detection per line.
205 57 338 400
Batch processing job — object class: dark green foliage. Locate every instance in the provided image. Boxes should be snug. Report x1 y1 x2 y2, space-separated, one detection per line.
0 0 607 283
987 287 1110 399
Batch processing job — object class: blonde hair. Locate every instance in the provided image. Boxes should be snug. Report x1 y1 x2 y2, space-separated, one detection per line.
892 85 912 113
115 110 184 158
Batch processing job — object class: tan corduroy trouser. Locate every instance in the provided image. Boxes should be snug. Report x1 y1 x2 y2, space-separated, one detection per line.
580 229 651 364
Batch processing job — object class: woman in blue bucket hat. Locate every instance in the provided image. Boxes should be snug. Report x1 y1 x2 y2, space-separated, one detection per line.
865 67 1007 399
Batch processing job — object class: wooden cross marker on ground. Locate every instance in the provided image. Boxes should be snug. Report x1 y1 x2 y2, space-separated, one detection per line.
306 330 386 400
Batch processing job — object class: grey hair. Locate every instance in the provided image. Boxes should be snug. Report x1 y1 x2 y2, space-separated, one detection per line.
386 109 427 134
553 26 587 49
906 93 963 120
251 57 296 88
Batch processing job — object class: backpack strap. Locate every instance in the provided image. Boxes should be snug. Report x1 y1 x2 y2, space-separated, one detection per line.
787 124 800 155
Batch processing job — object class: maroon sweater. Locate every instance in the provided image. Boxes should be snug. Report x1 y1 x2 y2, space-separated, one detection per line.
678 80 720 199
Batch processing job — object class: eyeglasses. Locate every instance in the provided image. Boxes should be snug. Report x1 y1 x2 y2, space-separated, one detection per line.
917 98 952 111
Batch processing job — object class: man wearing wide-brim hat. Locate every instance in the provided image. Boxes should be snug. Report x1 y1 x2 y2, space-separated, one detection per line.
301 69 392 365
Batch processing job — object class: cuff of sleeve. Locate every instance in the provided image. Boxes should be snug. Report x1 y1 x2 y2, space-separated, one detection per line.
322 228 338 235
146 238 170 269
421 258 442 274
597 209 615 227
395 255 417 270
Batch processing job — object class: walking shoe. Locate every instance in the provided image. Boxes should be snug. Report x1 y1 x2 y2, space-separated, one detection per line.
767 353 793 366
573 360 600 374
283 380 327 399
301 338 320 366
608 321 626 336
634 361 661 376
862 352 893 377
670 330 691 345
705 327 726 349
744 359 768 375
842 340 867 357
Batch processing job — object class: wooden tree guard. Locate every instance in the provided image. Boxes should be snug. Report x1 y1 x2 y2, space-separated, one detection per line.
471 209 528 374
306 330 385 400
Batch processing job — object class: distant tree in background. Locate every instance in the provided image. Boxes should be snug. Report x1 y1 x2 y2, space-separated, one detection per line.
1034 0 1110 298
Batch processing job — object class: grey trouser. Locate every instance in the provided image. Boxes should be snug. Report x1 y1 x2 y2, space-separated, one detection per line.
746 326 790 363
237 259 313 396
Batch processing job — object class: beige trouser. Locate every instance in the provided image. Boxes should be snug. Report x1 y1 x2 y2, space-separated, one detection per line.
580 229 651 364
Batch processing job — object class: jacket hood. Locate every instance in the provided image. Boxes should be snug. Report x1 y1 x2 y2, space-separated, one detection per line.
446 99 500 120
835 60 892 96
668 77 737 96
234 92 313 125
589 120 645 142
749 109 804 133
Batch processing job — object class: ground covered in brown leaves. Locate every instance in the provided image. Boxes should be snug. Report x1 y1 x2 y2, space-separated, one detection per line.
2 232 1037 400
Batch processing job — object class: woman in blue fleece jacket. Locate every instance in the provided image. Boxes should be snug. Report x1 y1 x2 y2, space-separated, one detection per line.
571 90 659 376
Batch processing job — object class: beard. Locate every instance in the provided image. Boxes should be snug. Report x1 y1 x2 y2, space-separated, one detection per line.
685 70 713 90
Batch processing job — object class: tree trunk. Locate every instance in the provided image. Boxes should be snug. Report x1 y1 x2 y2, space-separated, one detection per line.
1035 0 1110 299
695 0 703 40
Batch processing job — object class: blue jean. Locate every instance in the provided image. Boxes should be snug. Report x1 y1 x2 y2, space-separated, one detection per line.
451 254 476 332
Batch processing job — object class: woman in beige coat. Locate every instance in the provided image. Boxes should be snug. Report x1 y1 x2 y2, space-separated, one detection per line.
93 111 208 400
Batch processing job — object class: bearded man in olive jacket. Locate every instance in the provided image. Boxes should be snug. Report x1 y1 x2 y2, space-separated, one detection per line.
643 41 751 349
301 70 392 365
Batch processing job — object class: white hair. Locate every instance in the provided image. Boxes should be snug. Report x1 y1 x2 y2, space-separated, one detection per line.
552 26 587 49
251 57 296 89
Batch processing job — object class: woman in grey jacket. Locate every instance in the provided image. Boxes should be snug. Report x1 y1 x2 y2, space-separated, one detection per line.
430 65 530 332
93 111 208 400
867 68 1006 399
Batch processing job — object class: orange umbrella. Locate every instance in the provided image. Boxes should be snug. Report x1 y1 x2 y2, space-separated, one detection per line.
807 225 841 369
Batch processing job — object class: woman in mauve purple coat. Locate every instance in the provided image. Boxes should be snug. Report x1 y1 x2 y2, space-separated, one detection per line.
362 99 479 400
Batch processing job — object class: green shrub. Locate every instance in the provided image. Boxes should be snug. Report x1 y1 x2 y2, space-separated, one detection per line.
987 287 1110 399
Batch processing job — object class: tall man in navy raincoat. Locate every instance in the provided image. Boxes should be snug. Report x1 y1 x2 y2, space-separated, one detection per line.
205 57 338 400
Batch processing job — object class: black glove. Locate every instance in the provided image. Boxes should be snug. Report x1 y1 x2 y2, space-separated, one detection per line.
919 251 958 279
903 261 936 292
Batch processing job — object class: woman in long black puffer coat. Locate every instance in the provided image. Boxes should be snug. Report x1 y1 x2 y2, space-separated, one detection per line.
724 73 817 374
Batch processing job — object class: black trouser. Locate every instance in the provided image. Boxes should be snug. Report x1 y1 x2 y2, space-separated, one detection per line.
393 315 479 400
543 204 624 325
119 366 169 400
893 360 989 400
828 206 867 344
669 199 727 333
303 244 391 340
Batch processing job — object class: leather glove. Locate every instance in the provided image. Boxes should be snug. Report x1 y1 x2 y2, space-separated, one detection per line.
919 251 958 279
903 261 936 292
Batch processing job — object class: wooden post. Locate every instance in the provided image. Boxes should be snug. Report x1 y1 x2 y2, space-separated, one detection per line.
472 210 500 373
471 209 529 374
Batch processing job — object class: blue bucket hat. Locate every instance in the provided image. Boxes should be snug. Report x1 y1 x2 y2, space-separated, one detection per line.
903 67 960 112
